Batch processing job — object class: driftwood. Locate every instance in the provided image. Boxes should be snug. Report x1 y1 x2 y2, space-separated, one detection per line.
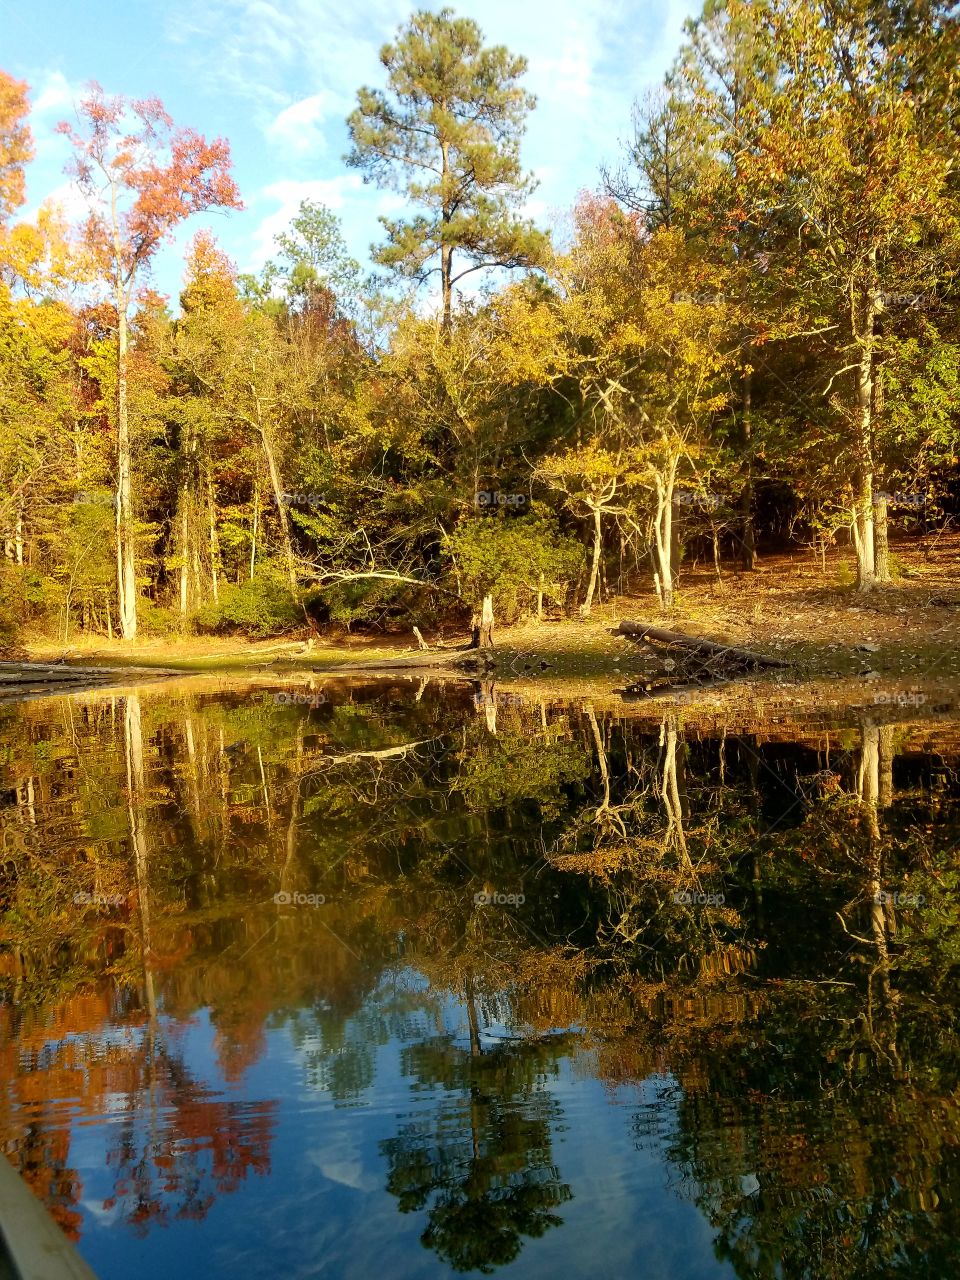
0 662 136 682
616 621 789 670
318 739 434 763
620 673 733 701
0 661 180 702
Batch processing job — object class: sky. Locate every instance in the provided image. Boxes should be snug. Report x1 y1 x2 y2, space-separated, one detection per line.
1 0 699 305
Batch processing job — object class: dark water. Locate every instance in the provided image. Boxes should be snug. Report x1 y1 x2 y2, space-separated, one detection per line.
1 677 959 1279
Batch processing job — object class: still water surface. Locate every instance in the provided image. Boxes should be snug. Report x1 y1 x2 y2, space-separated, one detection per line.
1 677 958 1278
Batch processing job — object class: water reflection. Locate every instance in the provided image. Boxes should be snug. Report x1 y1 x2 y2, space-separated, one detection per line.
1 677 959 1277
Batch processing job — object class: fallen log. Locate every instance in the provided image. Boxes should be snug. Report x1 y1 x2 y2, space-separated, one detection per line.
616 621 789 669
0 662 128 681
315 645 495 674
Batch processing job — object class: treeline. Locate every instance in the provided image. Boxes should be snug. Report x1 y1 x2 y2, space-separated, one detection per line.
1 0 959 645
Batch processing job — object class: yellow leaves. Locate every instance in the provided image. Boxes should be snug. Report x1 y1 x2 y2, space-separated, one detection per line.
491 284 568 386
0 201 93 294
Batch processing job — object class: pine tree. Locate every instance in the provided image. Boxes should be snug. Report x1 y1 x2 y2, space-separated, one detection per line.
346 7 547 329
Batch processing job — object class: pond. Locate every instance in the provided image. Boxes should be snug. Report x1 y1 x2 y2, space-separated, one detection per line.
1 676 959 1279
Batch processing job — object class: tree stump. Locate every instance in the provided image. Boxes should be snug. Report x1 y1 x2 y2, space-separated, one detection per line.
479 594 495 648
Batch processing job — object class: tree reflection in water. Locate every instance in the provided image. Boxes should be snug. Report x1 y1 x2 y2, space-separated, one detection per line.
0 678 958 1276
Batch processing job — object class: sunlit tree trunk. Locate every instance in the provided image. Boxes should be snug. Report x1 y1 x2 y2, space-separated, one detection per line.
254 404 297 592
852 259 879 593
115 264 137 639
652 454 678 610
206 467 220 603
583 505 603 615
874 492 890 585
739 361 756 570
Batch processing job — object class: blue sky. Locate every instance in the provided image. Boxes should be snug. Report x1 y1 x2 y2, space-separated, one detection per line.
2 0 699 304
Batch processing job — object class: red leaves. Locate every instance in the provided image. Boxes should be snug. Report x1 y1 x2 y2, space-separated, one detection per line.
58 85 242 282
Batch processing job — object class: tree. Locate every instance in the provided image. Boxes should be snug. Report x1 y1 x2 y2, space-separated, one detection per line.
252 198 361 314
58 84 242 639
0 70 32 225
730 0 960 590
501 201 734 611
346 7 547 329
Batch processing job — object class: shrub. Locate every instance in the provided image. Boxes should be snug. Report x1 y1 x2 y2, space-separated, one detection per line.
448 510 585 621
192 573 301 637
137 598 183 637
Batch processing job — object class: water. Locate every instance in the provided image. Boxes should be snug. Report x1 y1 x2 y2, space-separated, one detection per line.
1 676 959 1278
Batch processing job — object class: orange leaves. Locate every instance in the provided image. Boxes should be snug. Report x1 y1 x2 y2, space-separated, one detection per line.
0 69 33 223
58 86 242 287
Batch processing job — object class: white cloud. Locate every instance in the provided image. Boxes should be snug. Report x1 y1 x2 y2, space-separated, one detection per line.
32 180 90 225
265 91 339 158
31 70 75 117
247 174 365 265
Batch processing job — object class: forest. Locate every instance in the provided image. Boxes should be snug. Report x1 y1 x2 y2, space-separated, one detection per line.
1 0 959 652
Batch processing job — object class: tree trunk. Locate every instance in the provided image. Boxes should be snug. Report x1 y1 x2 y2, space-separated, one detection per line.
583 504 602 615
257 420 297 592
207 468 220 603
653 461 676 610
14 502 23 566
853 465 876 593
739 359 756 570
874 492 890 584
179 502 190 617
478 594 494 648
250 485 259 581
853 259 878 593
440 137 452 332
115 280 137 640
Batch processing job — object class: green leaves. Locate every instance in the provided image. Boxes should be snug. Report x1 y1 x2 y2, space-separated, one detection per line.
346 8 548 320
